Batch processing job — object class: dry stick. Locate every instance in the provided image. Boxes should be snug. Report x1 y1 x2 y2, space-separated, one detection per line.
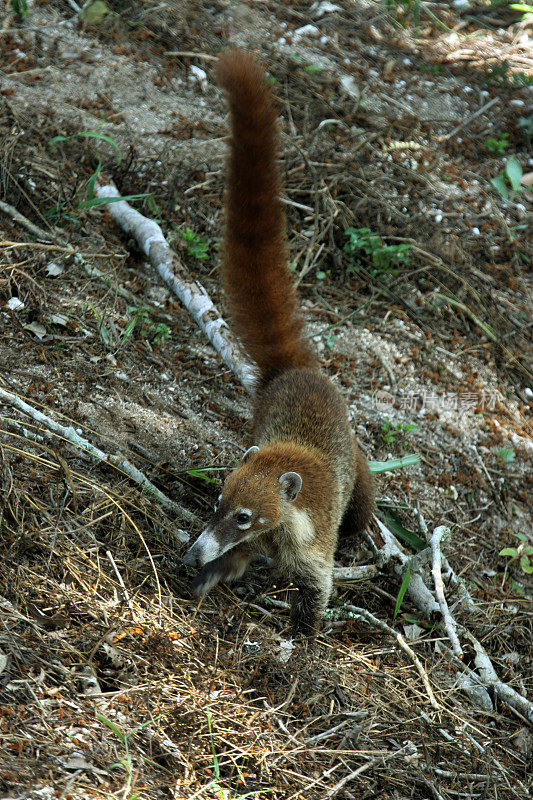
378 516 533 723
95 183 256 392
372 515 440 616
106 550 134 612
325 743 411 799
415 507 477 613
441 96 500 140
332 564 378 580
458 629 533 724
430 525 463 658
0 386 193 537
332 604 439 710
0 199 60 242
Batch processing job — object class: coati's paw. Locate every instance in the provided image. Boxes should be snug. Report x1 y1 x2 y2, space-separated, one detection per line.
192 562 223 596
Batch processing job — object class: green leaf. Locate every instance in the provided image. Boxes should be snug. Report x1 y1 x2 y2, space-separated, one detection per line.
394 560 411 621
50 130 122 164
85 161 102 203
78 192 150 209
121 317 138 343
490 173 509 200
496 447 515 463
520 556 533 573
522 546 533 556
11 0 28 19
505 156 523 191
186 469 221 485
206 710 220 780
81 0 111 25
96 713 127 743
378 507 426 552
368 454 420 473
499 547 519 558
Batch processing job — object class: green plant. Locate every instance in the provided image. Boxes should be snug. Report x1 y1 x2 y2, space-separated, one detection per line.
485 58 533 86
517 115 533 138
377 505 426 551
344 227 411 279
185 468 223 485
304 63 323 75
11 0 28 19
484 132 509 155
384 0 420 25
97 712 158 800
485 60 511 85
201 710 265 799
509 3 533 21
490 155 524 201
48 130 149 221
393 560 411 621
500 533 533 577
420 64 441 75
379 417 419 446
176 226 209 260
81 0 115 25
369 454 420 473
496 447 515 464
87 302 112 347
122 306 171 347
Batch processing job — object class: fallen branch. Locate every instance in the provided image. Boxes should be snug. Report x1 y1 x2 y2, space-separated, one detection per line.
327 604 440 710
459 628 533 723
0 386 194 538
0 199 61 243
95 183 256 391
430 525 463 657
372 515 440 616
332 564 378 581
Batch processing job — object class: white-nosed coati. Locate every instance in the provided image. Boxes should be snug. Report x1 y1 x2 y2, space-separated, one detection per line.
183 49 374 637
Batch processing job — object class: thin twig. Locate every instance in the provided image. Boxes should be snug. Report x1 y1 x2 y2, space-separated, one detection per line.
328 604 440 710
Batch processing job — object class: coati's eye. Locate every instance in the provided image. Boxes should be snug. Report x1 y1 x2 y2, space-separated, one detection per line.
236 511 252 526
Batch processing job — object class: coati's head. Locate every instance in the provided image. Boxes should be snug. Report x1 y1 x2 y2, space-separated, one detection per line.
183 445 302 568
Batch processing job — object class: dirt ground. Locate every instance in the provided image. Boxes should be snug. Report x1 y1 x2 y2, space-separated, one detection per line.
0 1 532 798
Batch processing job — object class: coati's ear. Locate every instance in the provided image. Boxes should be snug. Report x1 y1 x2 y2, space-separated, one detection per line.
278 472 302 502
242 446 259 462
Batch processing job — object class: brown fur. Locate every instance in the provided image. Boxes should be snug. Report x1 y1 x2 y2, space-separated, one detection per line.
184 50 374 637
216 50 317 388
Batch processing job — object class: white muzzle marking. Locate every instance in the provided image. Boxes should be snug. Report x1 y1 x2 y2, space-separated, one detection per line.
188 527 223 566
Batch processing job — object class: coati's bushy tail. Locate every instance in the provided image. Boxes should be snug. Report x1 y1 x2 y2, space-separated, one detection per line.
216 50 317 386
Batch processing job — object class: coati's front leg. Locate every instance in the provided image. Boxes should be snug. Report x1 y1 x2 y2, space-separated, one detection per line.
338 443 374 539
193 546 252 597
288 561 333 638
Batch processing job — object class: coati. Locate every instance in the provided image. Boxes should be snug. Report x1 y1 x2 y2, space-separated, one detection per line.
183 49 374 637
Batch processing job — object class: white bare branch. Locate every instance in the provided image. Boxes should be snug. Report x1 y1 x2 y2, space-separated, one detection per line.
95 183 256 392
430 525 463 657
